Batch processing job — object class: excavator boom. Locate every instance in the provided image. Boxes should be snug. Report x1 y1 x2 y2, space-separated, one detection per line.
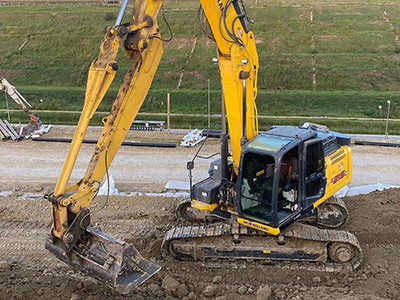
200 0 259 170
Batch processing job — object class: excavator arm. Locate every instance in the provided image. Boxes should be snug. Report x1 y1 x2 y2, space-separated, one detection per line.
50 0 164 229
46 0 164 294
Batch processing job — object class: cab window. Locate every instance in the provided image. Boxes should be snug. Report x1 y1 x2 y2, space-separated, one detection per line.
305 141 325 198
239 152 275 224
277 147 300 223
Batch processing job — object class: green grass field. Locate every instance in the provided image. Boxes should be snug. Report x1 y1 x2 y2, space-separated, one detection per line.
1 0 400 134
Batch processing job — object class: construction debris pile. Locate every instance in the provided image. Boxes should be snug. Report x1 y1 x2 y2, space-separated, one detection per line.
1 77 51 141
0 118 51 141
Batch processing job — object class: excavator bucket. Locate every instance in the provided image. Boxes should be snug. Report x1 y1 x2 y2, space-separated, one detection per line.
45 225 160 295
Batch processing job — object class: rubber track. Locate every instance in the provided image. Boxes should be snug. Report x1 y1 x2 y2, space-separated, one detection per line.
323 196 348 216
316 196 349 228
163 222 362 272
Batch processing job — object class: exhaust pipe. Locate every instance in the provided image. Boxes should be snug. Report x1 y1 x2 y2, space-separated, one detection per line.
45 225 160 295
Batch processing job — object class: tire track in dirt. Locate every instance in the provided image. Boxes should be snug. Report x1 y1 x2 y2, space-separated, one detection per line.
0 217 171 267
0 220 51 265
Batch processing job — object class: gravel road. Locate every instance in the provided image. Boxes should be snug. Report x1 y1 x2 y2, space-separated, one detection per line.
0 127 399 192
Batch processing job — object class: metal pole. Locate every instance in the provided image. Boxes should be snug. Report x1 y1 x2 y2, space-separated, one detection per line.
207 79 210 128
167 93 170 134
4 91 10 121
115 0 129 26
385 100 391 140
221 88 226 134
220 87 228 204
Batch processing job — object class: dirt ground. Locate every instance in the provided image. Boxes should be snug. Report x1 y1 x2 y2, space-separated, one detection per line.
1 189 400 300
0 128 400 300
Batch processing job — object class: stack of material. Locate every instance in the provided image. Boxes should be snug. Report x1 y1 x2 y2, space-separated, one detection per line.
180 129 206 147
130 120 165 131
0 119 21 141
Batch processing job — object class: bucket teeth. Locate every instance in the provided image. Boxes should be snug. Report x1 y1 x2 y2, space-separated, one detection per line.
45 225 161 295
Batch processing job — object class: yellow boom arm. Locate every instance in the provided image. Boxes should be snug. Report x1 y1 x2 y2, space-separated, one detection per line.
200 0 259 170
51 0 164 239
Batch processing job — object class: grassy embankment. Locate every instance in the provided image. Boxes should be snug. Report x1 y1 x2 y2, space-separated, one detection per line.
1 0 400 134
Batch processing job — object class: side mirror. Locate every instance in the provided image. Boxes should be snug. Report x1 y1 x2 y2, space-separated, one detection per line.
187 161 194 170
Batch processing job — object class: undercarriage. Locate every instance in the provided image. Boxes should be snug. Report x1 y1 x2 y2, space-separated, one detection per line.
163 221 362 272
167 196 361 271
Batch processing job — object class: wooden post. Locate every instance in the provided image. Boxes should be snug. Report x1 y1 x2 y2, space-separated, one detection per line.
167 93 170 134
207 79 210 128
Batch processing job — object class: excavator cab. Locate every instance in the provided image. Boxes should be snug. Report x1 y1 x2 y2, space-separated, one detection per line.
236 126 328 233
187 124 351 235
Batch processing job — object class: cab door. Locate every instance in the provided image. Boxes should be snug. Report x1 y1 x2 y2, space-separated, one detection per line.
303 139 326 207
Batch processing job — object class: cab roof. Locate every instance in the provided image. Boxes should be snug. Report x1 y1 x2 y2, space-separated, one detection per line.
244 125 350 156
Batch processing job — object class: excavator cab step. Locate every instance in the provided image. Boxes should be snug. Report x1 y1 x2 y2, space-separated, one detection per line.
45 225 160 295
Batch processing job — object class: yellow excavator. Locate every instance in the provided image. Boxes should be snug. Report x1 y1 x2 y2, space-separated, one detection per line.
45 0 362 295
